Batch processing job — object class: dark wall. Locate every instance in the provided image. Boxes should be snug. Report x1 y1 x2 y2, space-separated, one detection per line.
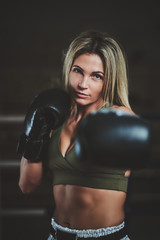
1 1 160 115
1 2 160 240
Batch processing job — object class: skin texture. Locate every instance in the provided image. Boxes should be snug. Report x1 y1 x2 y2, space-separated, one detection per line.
68 53 104 111
53 54 132 228
19 53 133 229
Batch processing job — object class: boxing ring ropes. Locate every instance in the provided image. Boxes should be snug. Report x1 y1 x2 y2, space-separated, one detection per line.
0 114 160 238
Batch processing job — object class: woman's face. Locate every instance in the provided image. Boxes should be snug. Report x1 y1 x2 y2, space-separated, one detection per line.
68 53 104 107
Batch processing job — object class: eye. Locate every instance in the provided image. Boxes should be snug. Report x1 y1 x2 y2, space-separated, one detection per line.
72 67 83 75
92 73 103 80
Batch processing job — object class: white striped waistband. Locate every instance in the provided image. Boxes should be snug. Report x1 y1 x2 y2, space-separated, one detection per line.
51 218 125 238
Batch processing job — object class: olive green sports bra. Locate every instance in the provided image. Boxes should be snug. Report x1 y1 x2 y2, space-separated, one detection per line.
48 105 128 192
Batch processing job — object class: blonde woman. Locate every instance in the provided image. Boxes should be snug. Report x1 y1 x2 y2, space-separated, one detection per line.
18 30 149 239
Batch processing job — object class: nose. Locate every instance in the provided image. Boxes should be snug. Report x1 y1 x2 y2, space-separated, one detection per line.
78 76 88 89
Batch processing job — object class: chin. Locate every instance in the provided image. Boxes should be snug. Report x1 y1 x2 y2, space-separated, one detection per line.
74 98 89 106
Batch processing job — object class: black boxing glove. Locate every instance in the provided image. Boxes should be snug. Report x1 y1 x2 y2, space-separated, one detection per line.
17 88 71 162
75 109 151 169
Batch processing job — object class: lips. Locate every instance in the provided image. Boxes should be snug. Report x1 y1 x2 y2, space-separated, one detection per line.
75 91 89 98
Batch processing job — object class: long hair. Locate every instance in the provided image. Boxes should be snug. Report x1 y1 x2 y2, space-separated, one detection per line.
63 30 130 108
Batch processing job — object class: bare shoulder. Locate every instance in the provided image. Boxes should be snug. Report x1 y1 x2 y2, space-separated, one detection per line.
110 105 135 115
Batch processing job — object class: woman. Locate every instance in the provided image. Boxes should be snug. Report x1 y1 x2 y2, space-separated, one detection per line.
19 30 134 239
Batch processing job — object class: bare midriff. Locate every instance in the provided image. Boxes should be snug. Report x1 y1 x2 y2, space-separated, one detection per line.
53 184 126 230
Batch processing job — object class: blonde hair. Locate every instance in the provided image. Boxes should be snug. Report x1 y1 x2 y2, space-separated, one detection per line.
63 30 130 108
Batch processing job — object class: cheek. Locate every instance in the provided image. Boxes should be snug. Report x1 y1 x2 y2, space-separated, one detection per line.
68 72 83 90
68 74 80 95
92 82 104 96
68 74 73 90
68 73 77 88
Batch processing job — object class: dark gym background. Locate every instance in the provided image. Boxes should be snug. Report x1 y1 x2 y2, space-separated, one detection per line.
0 1 160 239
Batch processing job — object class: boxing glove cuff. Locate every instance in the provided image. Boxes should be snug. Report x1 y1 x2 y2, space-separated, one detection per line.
17 133 49 163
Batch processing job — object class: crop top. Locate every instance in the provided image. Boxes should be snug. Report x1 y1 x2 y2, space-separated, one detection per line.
48 105 128 192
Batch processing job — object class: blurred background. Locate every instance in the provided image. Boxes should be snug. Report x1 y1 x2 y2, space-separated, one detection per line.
0 0 160 239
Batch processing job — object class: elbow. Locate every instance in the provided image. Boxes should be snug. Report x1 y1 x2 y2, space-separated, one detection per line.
18 181 32 194
18 180 41 194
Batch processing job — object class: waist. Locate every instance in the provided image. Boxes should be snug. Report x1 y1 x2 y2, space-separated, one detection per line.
53 184 126 229
49 218 130 240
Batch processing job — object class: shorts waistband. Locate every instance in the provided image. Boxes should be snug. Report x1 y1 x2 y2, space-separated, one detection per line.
49 218 129 240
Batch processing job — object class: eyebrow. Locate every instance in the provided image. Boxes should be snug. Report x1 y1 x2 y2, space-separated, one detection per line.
72 65 104 75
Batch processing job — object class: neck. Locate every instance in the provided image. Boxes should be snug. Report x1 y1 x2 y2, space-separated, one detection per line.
73 99 105 122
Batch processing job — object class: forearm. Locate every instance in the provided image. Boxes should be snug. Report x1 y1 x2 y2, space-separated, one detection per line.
19 157 43 194
17 88 70 193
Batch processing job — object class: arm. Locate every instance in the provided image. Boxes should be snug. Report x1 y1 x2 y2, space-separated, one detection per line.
17 88 71 194
19 157 43 194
